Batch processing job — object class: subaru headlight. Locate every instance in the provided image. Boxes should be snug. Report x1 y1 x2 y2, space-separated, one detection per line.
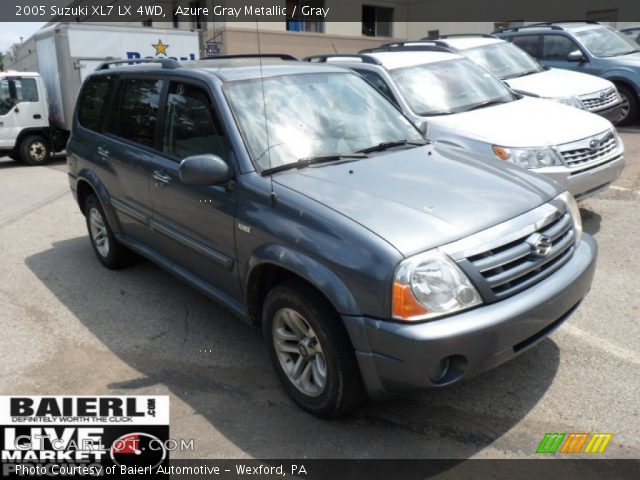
548 95 585 109
557 191 583 246
392 250 482 321
492 145 561 169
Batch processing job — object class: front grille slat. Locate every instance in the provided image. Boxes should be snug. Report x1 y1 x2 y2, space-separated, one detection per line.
558 132 619 168
463 211 576 301
484 229 575 288
580 88 619 111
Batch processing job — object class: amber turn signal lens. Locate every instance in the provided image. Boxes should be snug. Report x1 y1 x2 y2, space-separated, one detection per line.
392 282 428 320
492 146 509 161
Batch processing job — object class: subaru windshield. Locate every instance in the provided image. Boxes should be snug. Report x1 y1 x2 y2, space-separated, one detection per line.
574 27 640 57
464 42 545 79
224 72 425 172
389 58 516 116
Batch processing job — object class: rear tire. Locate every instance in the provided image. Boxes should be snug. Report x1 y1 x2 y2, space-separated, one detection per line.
84 194 136 269
615 84 638 126
262 281 365 417
19 135 50 165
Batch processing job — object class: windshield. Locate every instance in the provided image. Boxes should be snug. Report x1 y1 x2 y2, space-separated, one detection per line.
464 42 544 79
389 58 515 116
225 72 423 171
574 27 639 57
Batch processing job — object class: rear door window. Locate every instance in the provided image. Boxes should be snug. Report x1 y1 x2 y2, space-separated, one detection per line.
77 76 115 132
106 78 163 148
511 35 542 58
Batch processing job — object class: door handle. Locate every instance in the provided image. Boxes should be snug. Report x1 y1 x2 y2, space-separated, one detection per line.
97 147 110 159
153 171 171 185
33 114 42 119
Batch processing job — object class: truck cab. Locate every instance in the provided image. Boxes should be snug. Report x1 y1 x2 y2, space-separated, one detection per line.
0 71 52 165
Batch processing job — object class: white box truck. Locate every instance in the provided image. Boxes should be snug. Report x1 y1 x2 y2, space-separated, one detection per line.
1 23 199 165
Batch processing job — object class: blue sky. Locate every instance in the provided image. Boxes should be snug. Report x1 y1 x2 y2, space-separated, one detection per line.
0 22 47 53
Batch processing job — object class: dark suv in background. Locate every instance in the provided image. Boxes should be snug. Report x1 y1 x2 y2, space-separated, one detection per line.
496 22 640 125
67 56 597 416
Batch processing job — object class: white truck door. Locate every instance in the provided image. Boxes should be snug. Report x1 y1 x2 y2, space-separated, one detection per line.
0 76 48 150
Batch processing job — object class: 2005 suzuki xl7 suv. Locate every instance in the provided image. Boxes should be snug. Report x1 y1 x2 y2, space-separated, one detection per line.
68 56 597 416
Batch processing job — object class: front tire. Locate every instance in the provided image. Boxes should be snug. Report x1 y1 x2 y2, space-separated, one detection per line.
262 281 365 417
615 84 638 126
19 135 50 165
84 194 136 269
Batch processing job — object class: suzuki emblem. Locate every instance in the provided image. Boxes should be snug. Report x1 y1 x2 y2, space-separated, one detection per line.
527 233 553 258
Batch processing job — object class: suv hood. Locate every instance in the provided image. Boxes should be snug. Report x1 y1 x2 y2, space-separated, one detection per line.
274 144 561 258
428 96 612 147
507 68 614 97
607 51 640 66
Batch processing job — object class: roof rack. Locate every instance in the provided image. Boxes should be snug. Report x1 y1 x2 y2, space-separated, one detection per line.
495 21 600 33
433 33 498 39
199 54 299 61
359 42 454 54
303 54 382 65
96 58 181 70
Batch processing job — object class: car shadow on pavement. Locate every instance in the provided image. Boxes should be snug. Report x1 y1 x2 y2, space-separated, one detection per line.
25 236 561 461
0 155 66 170
580 207 602 236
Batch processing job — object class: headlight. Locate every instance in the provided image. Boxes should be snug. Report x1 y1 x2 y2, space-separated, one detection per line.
392 250 482 321
547 95 585 109
557 191 583 246
492 145 561 169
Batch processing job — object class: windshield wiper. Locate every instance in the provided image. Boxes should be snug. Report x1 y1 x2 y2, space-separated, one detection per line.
355 139 427 154
262 153 367 175
462 99 511 112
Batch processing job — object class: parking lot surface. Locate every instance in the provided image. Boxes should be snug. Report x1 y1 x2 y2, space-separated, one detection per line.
1 130 639 459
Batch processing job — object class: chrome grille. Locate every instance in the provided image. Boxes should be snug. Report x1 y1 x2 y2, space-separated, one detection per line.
580 88 619 111
558 131 618 168
465 212 575 300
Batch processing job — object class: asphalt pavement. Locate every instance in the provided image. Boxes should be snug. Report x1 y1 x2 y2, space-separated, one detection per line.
0 131 638 459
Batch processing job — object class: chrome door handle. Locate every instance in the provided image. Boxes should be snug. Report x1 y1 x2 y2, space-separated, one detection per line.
153 171 171 185
97 147 110 159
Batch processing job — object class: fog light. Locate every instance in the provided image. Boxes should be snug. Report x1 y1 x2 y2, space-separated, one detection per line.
431 357 451 383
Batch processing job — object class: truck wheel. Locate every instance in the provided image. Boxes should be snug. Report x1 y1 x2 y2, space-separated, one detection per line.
84 194 136 269
615 84 638 126
262 281 365 417
19 135 50 165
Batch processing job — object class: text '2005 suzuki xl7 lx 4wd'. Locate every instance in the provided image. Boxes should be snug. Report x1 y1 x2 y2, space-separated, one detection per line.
67 57 597 416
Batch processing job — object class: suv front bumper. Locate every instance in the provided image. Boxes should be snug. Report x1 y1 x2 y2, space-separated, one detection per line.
343 235 597 399
537 155 625 201
591 102 624 123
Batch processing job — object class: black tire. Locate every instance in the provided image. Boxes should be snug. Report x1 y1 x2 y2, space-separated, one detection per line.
9 154 21 162
615 84 638 126
19 135 50 165
262 281 365 417
84 194 136 269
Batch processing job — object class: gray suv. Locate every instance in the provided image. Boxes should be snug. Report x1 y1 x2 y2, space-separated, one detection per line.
495 22 640 125
68 56 597 416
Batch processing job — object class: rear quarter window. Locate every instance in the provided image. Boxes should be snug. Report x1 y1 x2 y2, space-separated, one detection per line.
77 76 115 132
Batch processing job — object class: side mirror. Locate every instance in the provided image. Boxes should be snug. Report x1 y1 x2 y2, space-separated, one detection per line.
179 154 232 186
567 50 586 62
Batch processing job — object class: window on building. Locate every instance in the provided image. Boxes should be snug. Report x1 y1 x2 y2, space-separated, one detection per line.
162 82 230 161
542 35 580 61
426 30 439 39
142 18 153 27
107 78 163 148
286 0 325 33
362 5 393 37
190 1 203 29
494 21 523 31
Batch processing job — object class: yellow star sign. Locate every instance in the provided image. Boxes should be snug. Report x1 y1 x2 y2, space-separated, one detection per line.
152 39 169 56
